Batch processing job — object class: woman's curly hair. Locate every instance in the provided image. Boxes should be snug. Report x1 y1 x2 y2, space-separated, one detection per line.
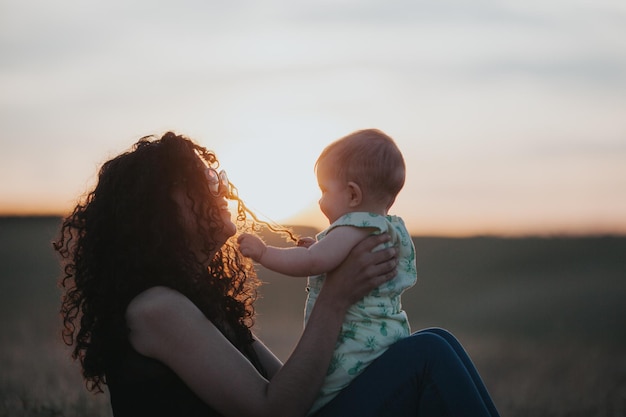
54 132 266 392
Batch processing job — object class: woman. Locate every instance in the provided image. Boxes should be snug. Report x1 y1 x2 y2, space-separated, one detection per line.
55 132 499 417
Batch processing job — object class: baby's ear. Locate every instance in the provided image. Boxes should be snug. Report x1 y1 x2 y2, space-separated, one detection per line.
347 181 362 207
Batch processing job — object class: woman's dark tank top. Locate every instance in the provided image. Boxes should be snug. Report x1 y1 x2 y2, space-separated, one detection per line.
106 345 223 417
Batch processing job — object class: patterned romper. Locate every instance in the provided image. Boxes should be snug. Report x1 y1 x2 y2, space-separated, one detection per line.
304 212 417 415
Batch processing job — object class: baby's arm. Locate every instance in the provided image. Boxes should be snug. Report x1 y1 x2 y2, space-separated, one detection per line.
297 237 316 248
238 227 373 277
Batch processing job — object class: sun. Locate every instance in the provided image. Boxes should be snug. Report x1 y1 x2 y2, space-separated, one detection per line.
205 111 350 231
216 138 322 228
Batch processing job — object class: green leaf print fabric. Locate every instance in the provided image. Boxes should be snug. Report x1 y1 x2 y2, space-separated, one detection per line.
304 212 417 415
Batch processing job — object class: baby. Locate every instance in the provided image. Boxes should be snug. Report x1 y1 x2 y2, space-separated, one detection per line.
238 128 416 414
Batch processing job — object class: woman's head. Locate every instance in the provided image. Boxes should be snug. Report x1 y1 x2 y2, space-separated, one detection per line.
98 132 237 257
315 129 406 221
55 132 262 391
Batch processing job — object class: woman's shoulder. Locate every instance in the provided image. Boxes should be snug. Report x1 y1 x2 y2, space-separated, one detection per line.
127 286 191 319
126 286 203 356
126 286 206 329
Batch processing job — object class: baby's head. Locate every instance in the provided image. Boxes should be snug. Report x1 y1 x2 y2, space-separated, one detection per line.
315 129 405 215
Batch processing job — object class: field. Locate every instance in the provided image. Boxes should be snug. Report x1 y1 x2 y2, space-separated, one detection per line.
1 216 625 416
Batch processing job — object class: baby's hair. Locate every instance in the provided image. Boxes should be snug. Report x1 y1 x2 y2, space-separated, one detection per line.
316 129 406 204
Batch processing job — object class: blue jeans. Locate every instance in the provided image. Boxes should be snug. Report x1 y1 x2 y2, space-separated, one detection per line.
313 328 500 417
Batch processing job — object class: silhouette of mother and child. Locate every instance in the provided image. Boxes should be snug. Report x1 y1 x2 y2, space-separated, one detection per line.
55 129 500 416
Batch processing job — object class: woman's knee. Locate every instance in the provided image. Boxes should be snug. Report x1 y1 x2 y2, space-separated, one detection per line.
418 327 457 343
394 331 453 359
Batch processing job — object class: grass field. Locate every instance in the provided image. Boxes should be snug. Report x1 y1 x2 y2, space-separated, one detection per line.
1 216 625 416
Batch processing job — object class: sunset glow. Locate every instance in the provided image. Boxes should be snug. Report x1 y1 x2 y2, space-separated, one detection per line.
1 1 625 237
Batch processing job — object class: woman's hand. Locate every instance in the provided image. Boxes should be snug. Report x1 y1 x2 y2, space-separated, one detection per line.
321 233 398 311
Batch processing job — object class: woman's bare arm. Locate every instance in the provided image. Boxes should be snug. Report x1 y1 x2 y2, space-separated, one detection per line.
251 335 282 379
127 233 397 417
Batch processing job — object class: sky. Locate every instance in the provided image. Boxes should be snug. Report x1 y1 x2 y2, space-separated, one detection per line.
1 0 625 236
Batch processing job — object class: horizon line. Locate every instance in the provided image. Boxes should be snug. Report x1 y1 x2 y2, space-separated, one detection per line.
2 214 625 239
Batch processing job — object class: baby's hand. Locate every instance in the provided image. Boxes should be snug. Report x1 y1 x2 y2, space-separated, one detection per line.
296 236 316 248
237 233 267 261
